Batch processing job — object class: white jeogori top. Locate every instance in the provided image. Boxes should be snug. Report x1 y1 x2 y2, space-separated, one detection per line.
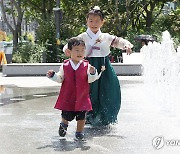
51 59 99 83
63 28 133 57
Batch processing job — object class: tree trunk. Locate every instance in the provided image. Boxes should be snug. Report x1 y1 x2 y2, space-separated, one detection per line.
42 0 46 20
146 11 153 30
13 30 18 47
0 0 24 47
115 0 122 36
124 0 131 35
144 1 156 31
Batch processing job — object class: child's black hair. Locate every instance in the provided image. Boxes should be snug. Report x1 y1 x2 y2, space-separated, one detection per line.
67 37 85 50
87 7 104 20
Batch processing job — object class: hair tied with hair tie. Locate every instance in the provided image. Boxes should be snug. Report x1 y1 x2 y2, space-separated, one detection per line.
93 6 100 10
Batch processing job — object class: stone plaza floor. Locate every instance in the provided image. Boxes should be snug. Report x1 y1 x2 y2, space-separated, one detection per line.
0 74 180 154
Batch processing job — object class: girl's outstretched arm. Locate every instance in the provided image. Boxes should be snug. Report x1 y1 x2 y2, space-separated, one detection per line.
111 36 133 55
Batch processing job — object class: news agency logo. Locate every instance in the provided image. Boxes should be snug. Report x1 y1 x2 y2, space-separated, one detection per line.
152 136 165 149
152 136 180 150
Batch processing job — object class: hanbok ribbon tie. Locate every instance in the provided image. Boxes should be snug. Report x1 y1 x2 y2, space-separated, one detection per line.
92 46 100 50
86 46 100 57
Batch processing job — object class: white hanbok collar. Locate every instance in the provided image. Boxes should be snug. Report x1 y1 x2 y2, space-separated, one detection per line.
86 28 102 46
70 59 83 70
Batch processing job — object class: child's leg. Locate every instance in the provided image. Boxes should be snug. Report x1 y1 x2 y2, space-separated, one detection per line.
59 111 74 137
76 120 86 132
75 111 87 139
61 118 69 125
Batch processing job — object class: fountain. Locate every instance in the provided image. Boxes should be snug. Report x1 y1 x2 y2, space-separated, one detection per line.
142 31 180 115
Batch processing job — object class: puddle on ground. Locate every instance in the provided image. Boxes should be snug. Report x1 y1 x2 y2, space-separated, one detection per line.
0 85 59 106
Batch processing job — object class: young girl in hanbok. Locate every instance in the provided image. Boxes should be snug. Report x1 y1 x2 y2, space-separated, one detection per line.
64 6 133 126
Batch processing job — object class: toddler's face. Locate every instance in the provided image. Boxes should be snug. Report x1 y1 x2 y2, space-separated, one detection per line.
87 15 104 33
70 45 85 63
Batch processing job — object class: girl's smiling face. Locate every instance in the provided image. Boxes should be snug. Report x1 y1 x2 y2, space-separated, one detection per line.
87 14 104 34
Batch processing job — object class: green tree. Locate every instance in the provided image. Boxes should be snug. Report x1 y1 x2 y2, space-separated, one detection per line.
152 5 180 46
0 0 24 47
36 20 57 62
130 0 174 32
22 0 59 62
22 0 56 21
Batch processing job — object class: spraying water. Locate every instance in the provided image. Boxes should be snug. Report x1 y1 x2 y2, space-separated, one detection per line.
142 31 180 115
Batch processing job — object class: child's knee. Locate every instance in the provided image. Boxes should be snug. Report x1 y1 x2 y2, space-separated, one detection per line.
76 111 87 121
61 111 75 121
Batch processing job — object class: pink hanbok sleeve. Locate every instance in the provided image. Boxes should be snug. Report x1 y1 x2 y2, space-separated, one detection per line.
109 34 133 50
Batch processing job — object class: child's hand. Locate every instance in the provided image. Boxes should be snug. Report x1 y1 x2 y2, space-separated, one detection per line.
125 47 132 55
101 66 106 72
89 66 96 75
47 70 55 78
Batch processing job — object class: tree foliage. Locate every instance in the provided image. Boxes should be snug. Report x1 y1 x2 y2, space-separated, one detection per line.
1 0 180 62
60 0 179 53
0 0 24 47
22 0 56 22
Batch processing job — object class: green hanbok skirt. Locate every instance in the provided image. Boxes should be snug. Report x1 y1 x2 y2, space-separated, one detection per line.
86 56 121 126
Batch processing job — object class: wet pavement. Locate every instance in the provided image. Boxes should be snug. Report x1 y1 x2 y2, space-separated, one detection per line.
0 74 180 154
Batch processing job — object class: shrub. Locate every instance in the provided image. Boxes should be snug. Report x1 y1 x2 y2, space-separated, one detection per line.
12 42 47 63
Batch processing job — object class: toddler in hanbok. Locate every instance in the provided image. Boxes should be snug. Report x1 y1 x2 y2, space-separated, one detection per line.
47 37 101 140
